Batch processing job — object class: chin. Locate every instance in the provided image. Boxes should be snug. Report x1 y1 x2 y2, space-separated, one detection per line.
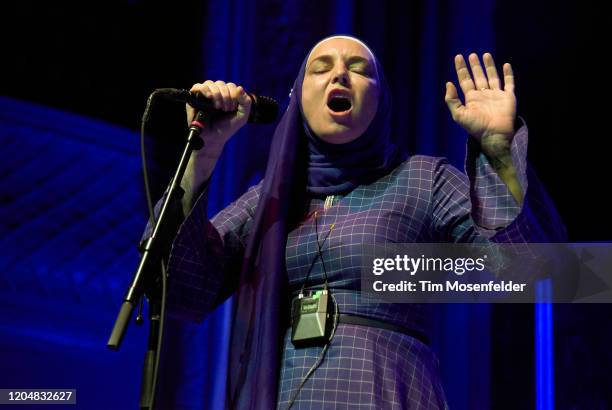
318 131 358 144
316 124 360 144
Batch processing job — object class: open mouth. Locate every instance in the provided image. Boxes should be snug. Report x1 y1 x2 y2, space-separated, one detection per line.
327 90 353 113
328 96 352 112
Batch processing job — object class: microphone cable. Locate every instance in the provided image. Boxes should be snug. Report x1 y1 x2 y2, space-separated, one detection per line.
286 211 339 409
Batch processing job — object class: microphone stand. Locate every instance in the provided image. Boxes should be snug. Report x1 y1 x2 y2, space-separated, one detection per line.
107 111 207 410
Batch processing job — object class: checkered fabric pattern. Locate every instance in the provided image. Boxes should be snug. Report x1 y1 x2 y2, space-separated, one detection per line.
147 125 566 409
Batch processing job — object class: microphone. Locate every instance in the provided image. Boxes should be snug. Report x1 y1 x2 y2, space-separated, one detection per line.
155 88 279 124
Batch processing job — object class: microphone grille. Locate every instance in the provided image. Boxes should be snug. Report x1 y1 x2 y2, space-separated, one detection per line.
249 94 279 124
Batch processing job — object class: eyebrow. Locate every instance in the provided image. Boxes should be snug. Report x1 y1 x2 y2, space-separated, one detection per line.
307 54 373 69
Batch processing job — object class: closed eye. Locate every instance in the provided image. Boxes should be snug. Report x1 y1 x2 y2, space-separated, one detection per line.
309 59 333 74
351 69 371 77
349 63 373 77
311 67 371 76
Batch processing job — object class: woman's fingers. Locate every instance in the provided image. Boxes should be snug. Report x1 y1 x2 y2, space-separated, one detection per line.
483 53 501 90
201 80 221 109
468 53 489 90
190 80 247 113
455 53 513 94
455 54 476 95
236 86 252 114
226 82 239 111
444 81 463 121
503 63 515 94
213 80 231 112
187 80 249 125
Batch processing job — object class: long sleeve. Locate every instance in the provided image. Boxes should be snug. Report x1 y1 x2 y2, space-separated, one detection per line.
431 121 567 243
143 180 263 322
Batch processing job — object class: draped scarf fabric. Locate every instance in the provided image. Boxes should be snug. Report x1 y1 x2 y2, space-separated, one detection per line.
303 37 404 195
227 35 406 409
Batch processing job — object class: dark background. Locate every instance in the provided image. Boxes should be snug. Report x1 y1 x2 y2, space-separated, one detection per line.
3 1 608 241
1 1 610 409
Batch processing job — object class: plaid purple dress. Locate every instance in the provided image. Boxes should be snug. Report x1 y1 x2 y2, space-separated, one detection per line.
157 124 566 409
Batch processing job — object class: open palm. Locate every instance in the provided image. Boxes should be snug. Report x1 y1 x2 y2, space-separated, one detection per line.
445 53 516 141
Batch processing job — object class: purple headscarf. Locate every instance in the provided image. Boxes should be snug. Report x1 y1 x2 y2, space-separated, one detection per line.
227 35 406 409
303 36 404 195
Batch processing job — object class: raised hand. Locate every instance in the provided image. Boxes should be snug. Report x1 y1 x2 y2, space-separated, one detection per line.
445 53 523 204
445 53 516 156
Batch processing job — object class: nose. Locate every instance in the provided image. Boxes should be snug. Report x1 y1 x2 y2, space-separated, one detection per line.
331 63 350 87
